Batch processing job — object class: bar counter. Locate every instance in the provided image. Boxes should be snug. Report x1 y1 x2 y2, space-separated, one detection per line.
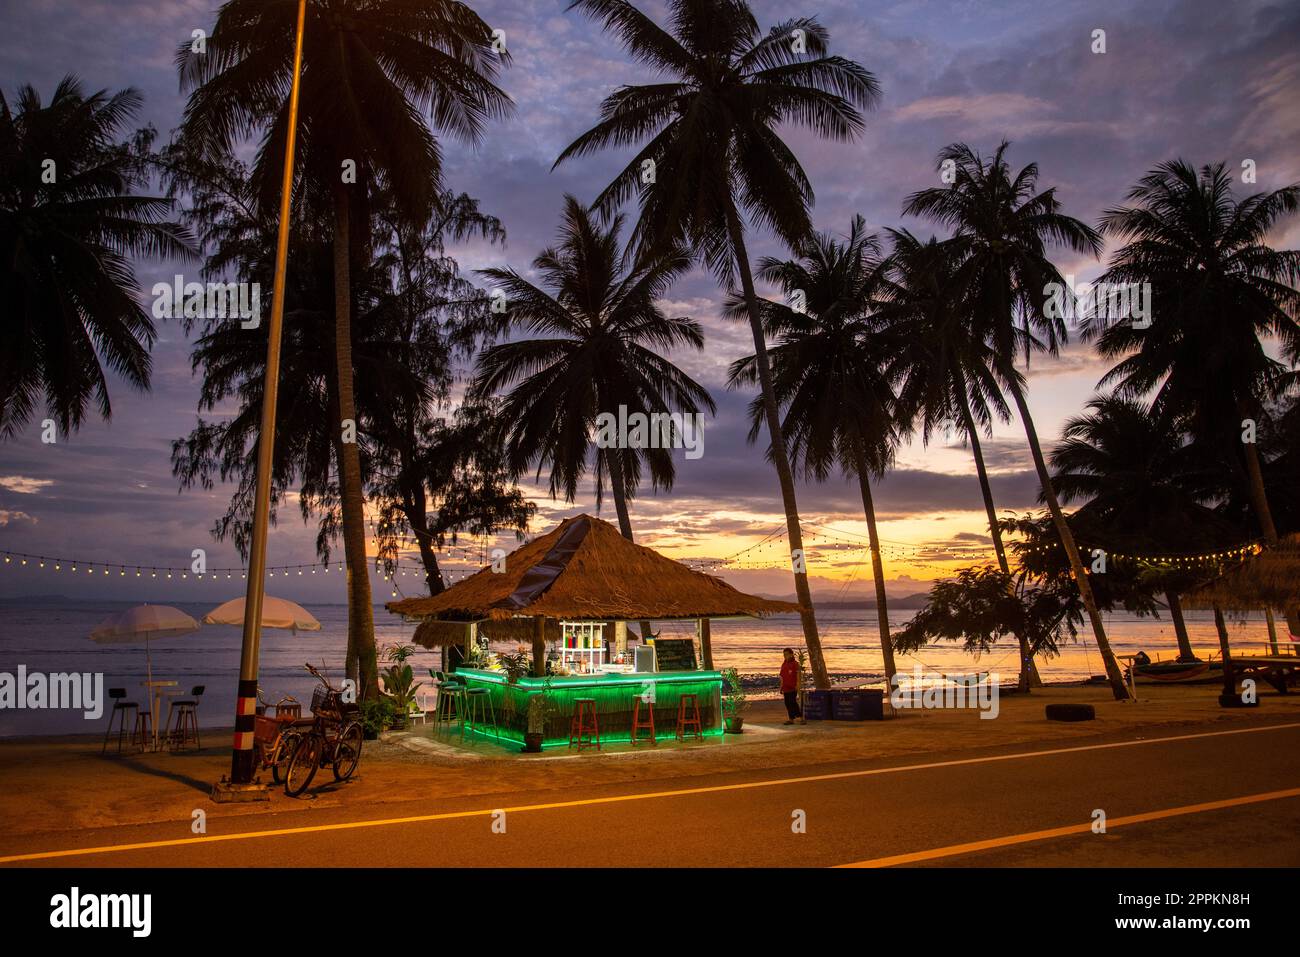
451 667 723 748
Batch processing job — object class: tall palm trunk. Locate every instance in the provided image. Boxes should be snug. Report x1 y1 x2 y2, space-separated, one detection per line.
1238 405 1300 635
1004 375 1128 700
853 447 897 685
605 449 653 640
724 201 828 689
332 182 379 702
955 385 1039 690
1213 604 1236 699
1165 590 1196 661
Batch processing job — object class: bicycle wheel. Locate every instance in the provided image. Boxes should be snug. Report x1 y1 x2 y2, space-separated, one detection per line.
283 733 321 797
271 730 301 785
332 722 364 781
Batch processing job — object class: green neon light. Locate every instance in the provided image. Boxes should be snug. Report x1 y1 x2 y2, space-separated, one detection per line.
447 670 723 748
455 668 723 688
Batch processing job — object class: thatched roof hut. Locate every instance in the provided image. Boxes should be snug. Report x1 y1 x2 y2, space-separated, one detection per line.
1185 534 1300 613
387 513 800 626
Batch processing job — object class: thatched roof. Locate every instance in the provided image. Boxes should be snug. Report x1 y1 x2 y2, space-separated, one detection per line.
387 514 801 623
412 617 563 647
1185 534 1300 612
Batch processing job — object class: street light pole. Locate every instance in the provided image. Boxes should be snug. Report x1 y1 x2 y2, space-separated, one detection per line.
217 0 308 797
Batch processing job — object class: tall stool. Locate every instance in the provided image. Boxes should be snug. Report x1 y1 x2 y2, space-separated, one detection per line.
676 693 702 741
101 689 142 754
461 687 497 739
167 685 204 751
631 695 656 746
436 676 462 728
569 698 600 751
132 708 153 752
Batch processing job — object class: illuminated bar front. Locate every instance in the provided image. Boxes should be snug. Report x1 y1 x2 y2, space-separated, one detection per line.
454 666 723 748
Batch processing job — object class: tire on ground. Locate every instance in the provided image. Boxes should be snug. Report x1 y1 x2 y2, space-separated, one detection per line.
1045 703 1095 722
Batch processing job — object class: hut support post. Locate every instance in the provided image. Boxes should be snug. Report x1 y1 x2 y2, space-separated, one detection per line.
532 616 547 677
1214 606 1237 702
1265 608 1280 656
697 618 714 670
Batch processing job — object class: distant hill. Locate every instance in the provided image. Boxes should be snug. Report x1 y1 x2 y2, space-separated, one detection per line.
756 592 932 610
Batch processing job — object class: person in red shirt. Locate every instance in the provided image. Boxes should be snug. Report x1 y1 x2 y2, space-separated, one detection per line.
780 647 803 725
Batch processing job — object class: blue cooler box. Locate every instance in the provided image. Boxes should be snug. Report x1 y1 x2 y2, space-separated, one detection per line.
831 689 885 720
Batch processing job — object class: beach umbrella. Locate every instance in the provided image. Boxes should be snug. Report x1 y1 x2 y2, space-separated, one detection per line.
88 604 201 688
203 595 321 634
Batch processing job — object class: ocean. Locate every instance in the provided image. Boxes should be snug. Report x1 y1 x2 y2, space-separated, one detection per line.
0 597 1282 737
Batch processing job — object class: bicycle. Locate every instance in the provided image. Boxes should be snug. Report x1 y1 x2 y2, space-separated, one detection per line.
283 663 364 797
252 690 309 785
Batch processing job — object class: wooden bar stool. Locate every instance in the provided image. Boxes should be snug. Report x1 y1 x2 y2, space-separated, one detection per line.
676 693 702 741
569 698 600 750
631 695 656 746
101 688 140 755
167 685 204 751
132 709 153 752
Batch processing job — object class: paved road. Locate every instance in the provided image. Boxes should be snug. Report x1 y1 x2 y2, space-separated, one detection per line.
4 719 1299 867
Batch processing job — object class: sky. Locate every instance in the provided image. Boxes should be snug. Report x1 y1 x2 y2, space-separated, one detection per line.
1 0 1299 604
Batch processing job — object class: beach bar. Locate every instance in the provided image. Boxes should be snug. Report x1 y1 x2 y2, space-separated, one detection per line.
387 514 801 748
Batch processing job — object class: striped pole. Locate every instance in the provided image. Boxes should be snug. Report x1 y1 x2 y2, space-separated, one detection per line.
228 0 308 786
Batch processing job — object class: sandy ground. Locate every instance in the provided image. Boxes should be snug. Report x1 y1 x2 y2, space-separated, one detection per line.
2 680 1298 844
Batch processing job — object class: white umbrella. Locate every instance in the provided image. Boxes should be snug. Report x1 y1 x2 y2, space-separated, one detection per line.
89 604 201 690
203 595 321 634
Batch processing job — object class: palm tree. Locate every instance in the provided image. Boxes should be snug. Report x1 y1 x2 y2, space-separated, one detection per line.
727 217 900 684
0 76 194 438
555 0 880 689
1087 160 1300 634
878 229 1041 689
177 0 512 698
367 188 532 600
1050 395 1245 662
905 141 1130 700
471 196 715 642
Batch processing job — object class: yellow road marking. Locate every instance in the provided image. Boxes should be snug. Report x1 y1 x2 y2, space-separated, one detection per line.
3 721 1298 864
838 786 1300 867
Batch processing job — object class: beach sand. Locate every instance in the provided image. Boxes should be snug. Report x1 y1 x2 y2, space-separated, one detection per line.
2 679 1298 849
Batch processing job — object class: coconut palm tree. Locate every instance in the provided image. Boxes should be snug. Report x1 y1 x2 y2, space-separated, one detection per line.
176 0 512 698
471 196 715 640
1086 160 1300 634
905 141 1130 700
1050 395 1247 662
554 0 880 689
727 216 901 684
0 76 194 438
877 229 1041 689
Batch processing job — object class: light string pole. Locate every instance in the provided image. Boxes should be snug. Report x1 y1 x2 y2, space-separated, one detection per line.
217 0 308 798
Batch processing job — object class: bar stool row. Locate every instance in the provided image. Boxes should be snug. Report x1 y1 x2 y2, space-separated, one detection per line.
569 692 703 751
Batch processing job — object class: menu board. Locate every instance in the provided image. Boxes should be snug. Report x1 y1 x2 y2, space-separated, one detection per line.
652 638 697 672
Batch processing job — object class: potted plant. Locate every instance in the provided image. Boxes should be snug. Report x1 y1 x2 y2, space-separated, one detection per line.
722 667 747 733
380 661 423 730
523 679 554 753
498 648 531 684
